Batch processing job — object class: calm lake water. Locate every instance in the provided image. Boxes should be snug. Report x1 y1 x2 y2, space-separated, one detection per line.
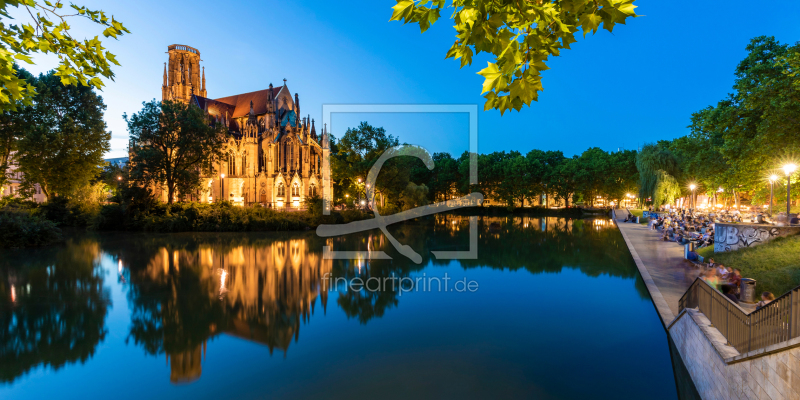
1 215 681 399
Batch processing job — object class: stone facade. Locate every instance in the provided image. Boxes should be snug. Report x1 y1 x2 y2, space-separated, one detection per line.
670 308 800 400
159 44 331 208
1 151 46 202
714 223 800 253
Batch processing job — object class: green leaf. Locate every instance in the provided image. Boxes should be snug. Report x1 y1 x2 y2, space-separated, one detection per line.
390 0 415 22
477 62 502 94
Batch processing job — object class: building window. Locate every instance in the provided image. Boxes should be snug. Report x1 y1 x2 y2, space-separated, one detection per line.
309 184 316 197
228 153 235 176
292 182 300 197
277 183 285 197
241 152 246 175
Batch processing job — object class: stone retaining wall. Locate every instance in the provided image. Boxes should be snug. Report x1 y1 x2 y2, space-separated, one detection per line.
670 308 800 400
715 223 800 253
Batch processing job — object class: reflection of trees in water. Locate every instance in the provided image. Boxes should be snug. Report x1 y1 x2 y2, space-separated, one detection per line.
0 240 111 383
0 216 645 385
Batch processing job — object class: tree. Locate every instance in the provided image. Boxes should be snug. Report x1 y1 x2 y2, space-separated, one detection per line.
126 100 226 205
332 122 410 207
15 70 110 199
0 1 129 112
636 142 681 207
390 0 637 114
0 66 33 189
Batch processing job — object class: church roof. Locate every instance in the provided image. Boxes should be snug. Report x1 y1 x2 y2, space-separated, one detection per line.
193 96 235 120
212 87 283 118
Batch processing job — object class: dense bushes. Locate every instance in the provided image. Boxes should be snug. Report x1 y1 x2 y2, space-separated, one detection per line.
95 201 371 233
0 209 62 248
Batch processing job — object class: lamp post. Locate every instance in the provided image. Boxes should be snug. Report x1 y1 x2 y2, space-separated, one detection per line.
769 175 778 215
116 176 122 200
220 173 225 203
783 164 797 222
689 184 696 211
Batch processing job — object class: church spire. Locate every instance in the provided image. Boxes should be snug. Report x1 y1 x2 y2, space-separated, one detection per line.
311 118 316 139
163 62 167 86
201 66 206 93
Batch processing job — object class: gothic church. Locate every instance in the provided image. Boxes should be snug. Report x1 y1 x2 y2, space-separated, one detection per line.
161 44 331 208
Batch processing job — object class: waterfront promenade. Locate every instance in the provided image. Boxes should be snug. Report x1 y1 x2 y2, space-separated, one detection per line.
614 213 698 324
613 212 755 326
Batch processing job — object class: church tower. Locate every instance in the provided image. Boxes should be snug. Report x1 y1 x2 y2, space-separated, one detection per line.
162 44 206 103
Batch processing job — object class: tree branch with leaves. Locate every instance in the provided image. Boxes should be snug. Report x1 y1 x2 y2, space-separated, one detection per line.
0 0 129 112
390 0 637 114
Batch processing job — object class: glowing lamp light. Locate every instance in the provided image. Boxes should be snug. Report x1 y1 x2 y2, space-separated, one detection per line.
770 174 779 182
689 184 696 190
117 176 122 181
360 200 366 206
783 164 797 176
357 178 362 183
221 173 225 179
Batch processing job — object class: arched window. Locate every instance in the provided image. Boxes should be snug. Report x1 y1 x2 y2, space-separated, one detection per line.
309 184 316 197
277 182 285 197
228 153 235 176
241 152 247 175
292 182 300 197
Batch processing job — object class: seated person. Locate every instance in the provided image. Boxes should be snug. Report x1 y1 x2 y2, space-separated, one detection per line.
721 284 739 304
756 292 776 310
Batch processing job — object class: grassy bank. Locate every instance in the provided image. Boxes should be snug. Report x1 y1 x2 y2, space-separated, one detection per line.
696 236 800 297
627 209 649 225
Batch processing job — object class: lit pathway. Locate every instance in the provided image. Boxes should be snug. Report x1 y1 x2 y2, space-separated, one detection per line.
613 212 756 326
613 212 702 326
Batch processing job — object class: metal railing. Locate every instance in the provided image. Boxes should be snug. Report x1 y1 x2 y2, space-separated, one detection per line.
679 278 800 354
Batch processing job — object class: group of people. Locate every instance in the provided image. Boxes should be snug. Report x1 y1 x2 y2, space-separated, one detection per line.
701 258 775 309
700 259 742 303
649 209 716 249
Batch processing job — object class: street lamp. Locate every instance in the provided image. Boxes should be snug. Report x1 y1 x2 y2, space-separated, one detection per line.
769 174 778 215
689 184 696 210
783 164 797 222
116 176 122 199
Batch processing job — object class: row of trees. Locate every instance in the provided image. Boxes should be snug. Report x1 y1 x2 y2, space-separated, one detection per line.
636 36 800 210
330 122 639 210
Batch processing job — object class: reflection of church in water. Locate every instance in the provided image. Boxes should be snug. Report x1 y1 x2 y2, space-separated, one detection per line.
142 239 332 383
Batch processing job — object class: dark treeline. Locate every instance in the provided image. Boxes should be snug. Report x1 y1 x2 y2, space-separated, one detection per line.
331 122 639 211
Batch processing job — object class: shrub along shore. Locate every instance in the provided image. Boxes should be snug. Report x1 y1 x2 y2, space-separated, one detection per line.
0 197 600 248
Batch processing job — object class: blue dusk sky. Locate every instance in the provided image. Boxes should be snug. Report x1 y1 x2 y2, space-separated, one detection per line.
12 1 800 158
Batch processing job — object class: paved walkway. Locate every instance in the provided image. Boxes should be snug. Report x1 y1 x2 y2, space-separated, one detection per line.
613 212 755 326
614 214 701 325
